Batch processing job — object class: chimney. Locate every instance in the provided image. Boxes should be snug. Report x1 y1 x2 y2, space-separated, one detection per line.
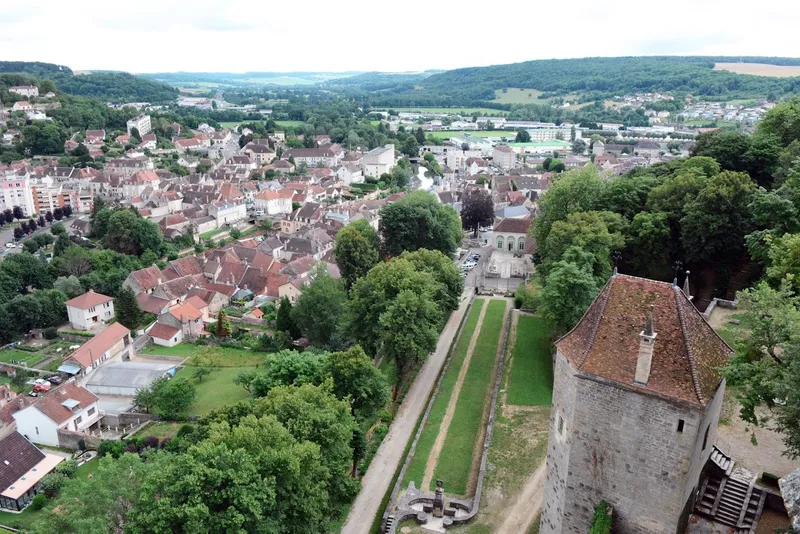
682 270 693 301
634 308 656 386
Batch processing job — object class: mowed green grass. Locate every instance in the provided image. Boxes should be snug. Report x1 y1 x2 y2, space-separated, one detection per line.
402 299 486 488
433 299 506 495
172 367 252 416
142 343 266 367
506 316 553 406
492 88 546 104
274 120 305 128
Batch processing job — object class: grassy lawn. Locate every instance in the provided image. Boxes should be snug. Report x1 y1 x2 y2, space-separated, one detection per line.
506 316 553 406
200 227 228 239
275 120 305 128
132 421 184 440
175 367 251 416
0 458 98 530
219 121 243 129
433 299 506 495
402 299 486 488
492 88 546 104
142 343 266 367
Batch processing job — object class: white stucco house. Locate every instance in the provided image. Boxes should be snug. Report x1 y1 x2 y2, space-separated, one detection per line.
12 383 101 447
65 290 114 330
209 200 247 225
493 218 531 253
362 144 396 178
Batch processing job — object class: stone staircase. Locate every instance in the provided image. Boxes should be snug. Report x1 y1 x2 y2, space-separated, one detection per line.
710 445 733 475
696 472 766 531
382 514 395 533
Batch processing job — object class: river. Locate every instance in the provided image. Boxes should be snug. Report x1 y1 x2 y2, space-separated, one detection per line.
416 165 434 191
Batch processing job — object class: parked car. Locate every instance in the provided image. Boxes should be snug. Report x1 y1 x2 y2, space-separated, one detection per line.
32 379 51 392
5 243 16 248
46 375 63 385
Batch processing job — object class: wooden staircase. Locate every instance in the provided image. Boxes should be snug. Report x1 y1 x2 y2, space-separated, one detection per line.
696 473 766 531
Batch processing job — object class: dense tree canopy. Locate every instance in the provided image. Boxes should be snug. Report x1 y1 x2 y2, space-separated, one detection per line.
334 219 381 290
379 191 461 258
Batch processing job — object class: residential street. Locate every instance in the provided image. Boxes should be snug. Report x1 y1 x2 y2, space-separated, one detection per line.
340 291 474 534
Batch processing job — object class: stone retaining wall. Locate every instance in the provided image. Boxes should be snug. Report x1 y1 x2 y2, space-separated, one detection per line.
57 428 102 450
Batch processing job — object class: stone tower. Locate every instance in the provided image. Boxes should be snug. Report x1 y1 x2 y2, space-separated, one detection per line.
540 274 733 534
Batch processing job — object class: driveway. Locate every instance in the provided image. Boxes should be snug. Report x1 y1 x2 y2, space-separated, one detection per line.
459 246 493 288
340 291 473 534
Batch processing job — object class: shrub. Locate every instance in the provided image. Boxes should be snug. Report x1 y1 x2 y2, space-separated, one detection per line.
31 494 47 510
378 409 393 424
98 439 126 458
55 459 78 478
39 473 66 498
125 443 138 453
373 423 389 441
141 436 159 450
43 327 58 340
590 501 612 534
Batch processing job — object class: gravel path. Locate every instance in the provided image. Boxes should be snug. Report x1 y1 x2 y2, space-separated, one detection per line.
340 292 473 534
497 463 546 533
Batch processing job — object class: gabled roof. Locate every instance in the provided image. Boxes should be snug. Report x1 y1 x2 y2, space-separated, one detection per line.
136 293 170 315
494 218 531 235
147 322 180 341
167 302 203 322
0 432 45 492
64 289 113 310
555 274 733 406
128 265 163 292
26 383 98 425
66 322 130 369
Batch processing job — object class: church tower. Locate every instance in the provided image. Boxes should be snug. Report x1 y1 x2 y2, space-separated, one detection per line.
540 274 732 533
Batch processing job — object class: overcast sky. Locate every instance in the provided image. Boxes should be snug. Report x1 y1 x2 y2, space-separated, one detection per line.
2 0 800 74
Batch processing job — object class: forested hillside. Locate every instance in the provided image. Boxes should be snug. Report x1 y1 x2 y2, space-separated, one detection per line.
0 61 72 76
0 62 178 103
360 56 800 107
51 72 178 102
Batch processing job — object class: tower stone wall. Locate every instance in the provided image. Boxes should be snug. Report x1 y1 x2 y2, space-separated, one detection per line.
540 350 725 534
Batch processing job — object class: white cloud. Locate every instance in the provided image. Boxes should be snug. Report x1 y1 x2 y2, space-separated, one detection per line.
1 0 799 73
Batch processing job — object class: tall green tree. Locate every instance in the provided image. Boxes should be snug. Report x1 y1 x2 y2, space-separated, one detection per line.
379 190 461 258
134 376 196 420
276 295 301 339
460 188 494 237
379 289 441 377
400 248 463 313
538 247 599 335
680 171 756 262
216 309 232 338
334 220 380 290
292 265 347 347
723 281 800 458
115 286 143 329
327 345 389 421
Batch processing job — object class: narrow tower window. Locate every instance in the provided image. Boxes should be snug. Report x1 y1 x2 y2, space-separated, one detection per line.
677 419 685 433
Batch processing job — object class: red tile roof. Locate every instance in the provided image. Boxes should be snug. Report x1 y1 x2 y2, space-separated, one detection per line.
31 383 98 425
66 322 130 369
129 265 163 292
167 302 203 322
184 296 208 312
556 274 732 406
64 289 113 310
148 322 180 340
136 293 169 315
494 218 531 234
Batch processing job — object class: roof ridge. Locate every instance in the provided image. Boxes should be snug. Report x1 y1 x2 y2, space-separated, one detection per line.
576 276 614 369
673 286 705 404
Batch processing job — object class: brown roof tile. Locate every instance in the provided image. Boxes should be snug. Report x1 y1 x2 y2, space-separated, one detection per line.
66 322 130 369
556 274 732 406
31 383 98 425
64 290 113 310
0 432 45 491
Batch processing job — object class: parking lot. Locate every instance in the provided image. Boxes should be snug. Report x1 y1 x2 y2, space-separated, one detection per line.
458 246 493 288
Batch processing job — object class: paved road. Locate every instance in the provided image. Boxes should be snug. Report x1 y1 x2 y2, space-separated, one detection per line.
340 291 474 534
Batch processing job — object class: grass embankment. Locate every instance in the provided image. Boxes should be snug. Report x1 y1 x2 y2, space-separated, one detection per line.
506 316 553 406
433 299 506 495
401 299 485 488
141 343 265 367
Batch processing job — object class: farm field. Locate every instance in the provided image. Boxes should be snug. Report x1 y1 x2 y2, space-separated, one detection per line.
433 299 506 495
375 107 508 116
426 130 519 140
714 62 800 77
506 315 553 406
493 88 546 104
